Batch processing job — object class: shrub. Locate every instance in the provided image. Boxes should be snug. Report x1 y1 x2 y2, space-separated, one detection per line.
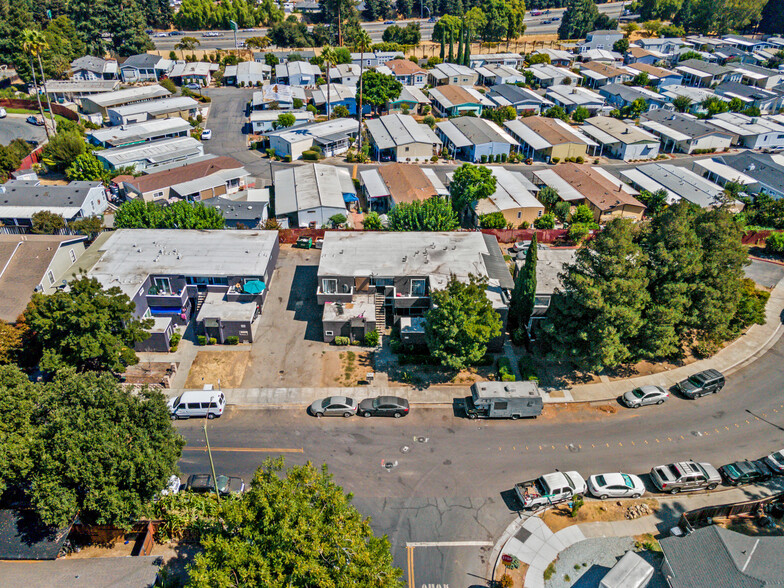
534 213 556 230
302 150 320 161
500 153 507 162
569 223 591 243
575 156 584 164
209 337 217 345
551 157 560 164
543 562 556 581
364 330 380 347
430 155 439 162
569 494 584 517
197 335 206 345
766 232 784 254
334 336 350 346
480 154 488 163
226 336 239 345
169 333 182 352
518 355 539 381
497 357 516 381
266 148 276 159
284 155 292 162
351 340 361 346
498 574 514 588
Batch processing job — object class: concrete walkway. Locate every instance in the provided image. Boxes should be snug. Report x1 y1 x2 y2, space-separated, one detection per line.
493 484 783 588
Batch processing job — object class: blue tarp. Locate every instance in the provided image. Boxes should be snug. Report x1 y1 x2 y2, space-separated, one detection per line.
148 307 181 316
343 193 359 202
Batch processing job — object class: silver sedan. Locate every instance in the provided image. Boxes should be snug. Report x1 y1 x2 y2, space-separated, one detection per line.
621 385 668 408
309 396 358 418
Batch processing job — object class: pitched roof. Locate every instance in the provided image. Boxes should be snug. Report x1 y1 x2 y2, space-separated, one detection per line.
0 235 86 323
273 163 353 215
120 53 162 69
378 163 440 204
384 58 426 76
121 156 247 194
429 84 482 108
676 58 735 77
660 525 784 587
366 113 441 149
488 84 550 107
583 116 659 145
437 117 518 147
626 62 682 79
508 116 588 147
579 60 629 79
642 110 732 140
549 163 643 211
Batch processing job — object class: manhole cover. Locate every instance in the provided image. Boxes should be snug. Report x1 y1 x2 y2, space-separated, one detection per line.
415 436 429 443
691 431 703 437
514 526 532 543
400 445 410 453
567 443 580 453
382 460 398 470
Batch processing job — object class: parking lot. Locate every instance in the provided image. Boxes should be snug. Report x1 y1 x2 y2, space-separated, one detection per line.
239 245 350 388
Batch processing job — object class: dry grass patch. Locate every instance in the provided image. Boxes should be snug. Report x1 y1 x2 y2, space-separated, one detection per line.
185 350 250 388
495 562 528 587
541 498 660 533
335 350 374 386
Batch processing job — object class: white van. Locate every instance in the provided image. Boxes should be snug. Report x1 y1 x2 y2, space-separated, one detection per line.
168 385 225 420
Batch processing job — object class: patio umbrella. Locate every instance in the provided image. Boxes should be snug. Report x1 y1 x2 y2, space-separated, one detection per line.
243 280 266 294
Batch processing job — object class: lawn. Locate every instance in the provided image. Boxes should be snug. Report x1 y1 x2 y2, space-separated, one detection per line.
5 107 72 126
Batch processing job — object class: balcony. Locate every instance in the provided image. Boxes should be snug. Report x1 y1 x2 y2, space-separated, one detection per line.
317 286 354 305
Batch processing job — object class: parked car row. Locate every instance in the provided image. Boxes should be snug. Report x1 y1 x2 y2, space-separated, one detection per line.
160 473 246 498
517 449 784 508
619 369 725 409
308 395 410 418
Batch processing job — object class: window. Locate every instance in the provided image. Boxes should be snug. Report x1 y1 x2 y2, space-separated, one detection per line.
153 277 172 294
538 210 543 217
153 190 165 198
187 403 200 409
517 211 522 219
494 401 508 410
322 279 337 294
47 270 55 285
325 330 334 336
370 277 394 287
410 279 427 297
69 248 77 263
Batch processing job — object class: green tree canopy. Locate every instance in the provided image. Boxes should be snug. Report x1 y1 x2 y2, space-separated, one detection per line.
359 70 402 114
66 152 112 183
0 365 183 528
449 163 497 216
541 219 650 371
41 130 86 170
508 234 537 343
672 95 693 113
23 276 153 374
186 458 401 588
114 200 225 229
388 196 458 231
558 0 599 40
479 211 507 229
31 210 66 234
276 112 296 128
425 275 502 370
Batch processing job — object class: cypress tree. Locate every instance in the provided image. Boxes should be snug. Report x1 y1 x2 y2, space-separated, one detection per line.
508 234 538 344
456 22 464 64
439 28 445 59
448 27 454 62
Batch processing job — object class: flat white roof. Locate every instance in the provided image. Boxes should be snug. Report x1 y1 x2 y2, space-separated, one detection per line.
533 169 586 201
84 84 170 107
96 136 203 166
484 166 543 211
87 229 278 298
692 159 755 185
639 119 691 142
274 163 352 215
366 113 441 149
88 118 192 145
108 96 199 117
266 118 359 143
359 169 389 199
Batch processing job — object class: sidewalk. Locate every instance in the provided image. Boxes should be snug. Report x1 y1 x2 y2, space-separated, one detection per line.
494 485 781 588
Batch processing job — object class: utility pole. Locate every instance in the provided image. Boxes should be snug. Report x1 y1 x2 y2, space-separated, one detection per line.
203 419 221 503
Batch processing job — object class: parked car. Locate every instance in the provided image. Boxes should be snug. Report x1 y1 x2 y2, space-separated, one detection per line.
201 129 212 140
186 473 245 495
309 396 357 418
26 139 39 147
168 385 226 420
384 20 395 24
515 471 587 509
26 115 44 126
0 107 6 118
763 449 784 475
650 461 721 494
358 396 409 418
509 241 528 253
587 472 646 499
160 475 182 496
185 82 201 90
621 385 668 408
675 369 724 399
718 460 772 486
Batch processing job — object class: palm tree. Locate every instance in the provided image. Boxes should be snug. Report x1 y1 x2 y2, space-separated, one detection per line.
352 30 372 151
21 29 55 139
175 36 201 60
321 45 337 118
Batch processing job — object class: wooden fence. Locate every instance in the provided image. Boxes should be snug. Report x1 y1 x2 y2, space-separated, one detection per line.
679 491 784 532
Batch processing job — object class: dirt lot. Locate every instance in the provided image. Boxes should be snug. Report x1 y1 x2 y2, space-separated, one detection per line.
333 350 375 386
542 498 660 533
185 350 250 388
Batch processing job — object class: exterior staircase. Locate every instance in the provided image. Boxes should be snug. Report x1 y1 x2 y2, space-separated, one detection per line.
195 291 208 314
374 293 386 331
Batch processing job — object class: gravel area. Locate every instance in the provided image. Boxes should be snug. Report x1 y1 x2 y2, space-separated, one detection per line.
543 536 668 588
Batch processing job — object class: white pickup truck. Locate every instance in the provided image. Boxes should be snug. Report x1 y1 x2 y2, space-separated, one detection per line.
514 471 587 510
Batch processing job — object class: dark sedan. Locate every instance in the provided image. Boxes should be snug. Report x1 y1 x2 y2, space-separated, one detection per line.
358 396 410 418
718 460 772 486
186 473 245 495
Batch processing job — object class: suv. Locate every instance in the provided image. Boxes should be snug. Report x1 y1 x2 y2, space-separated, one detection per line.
186 473 245 495
675 369 724 399
718 460 772 486
650 461 721 494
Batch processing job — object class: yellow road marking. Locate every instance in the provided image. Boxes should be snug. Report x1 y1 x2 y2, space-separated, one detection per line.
644 440 649 445
680 435 685 440
655 439 660 443
619 442 623 447
183 446 304 453
667 437 672 442
631 441 635 446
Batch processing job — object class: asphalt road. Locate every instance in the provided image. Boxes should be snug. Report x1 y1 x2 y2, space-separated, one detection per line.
0 114 48 146
174 319 784 586
152 2 626 50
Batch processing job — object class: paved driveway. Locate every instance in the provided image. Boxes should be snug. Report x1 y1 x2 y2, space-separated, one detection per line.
201 87 265 168
241 246 336 387
0 114 47 146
